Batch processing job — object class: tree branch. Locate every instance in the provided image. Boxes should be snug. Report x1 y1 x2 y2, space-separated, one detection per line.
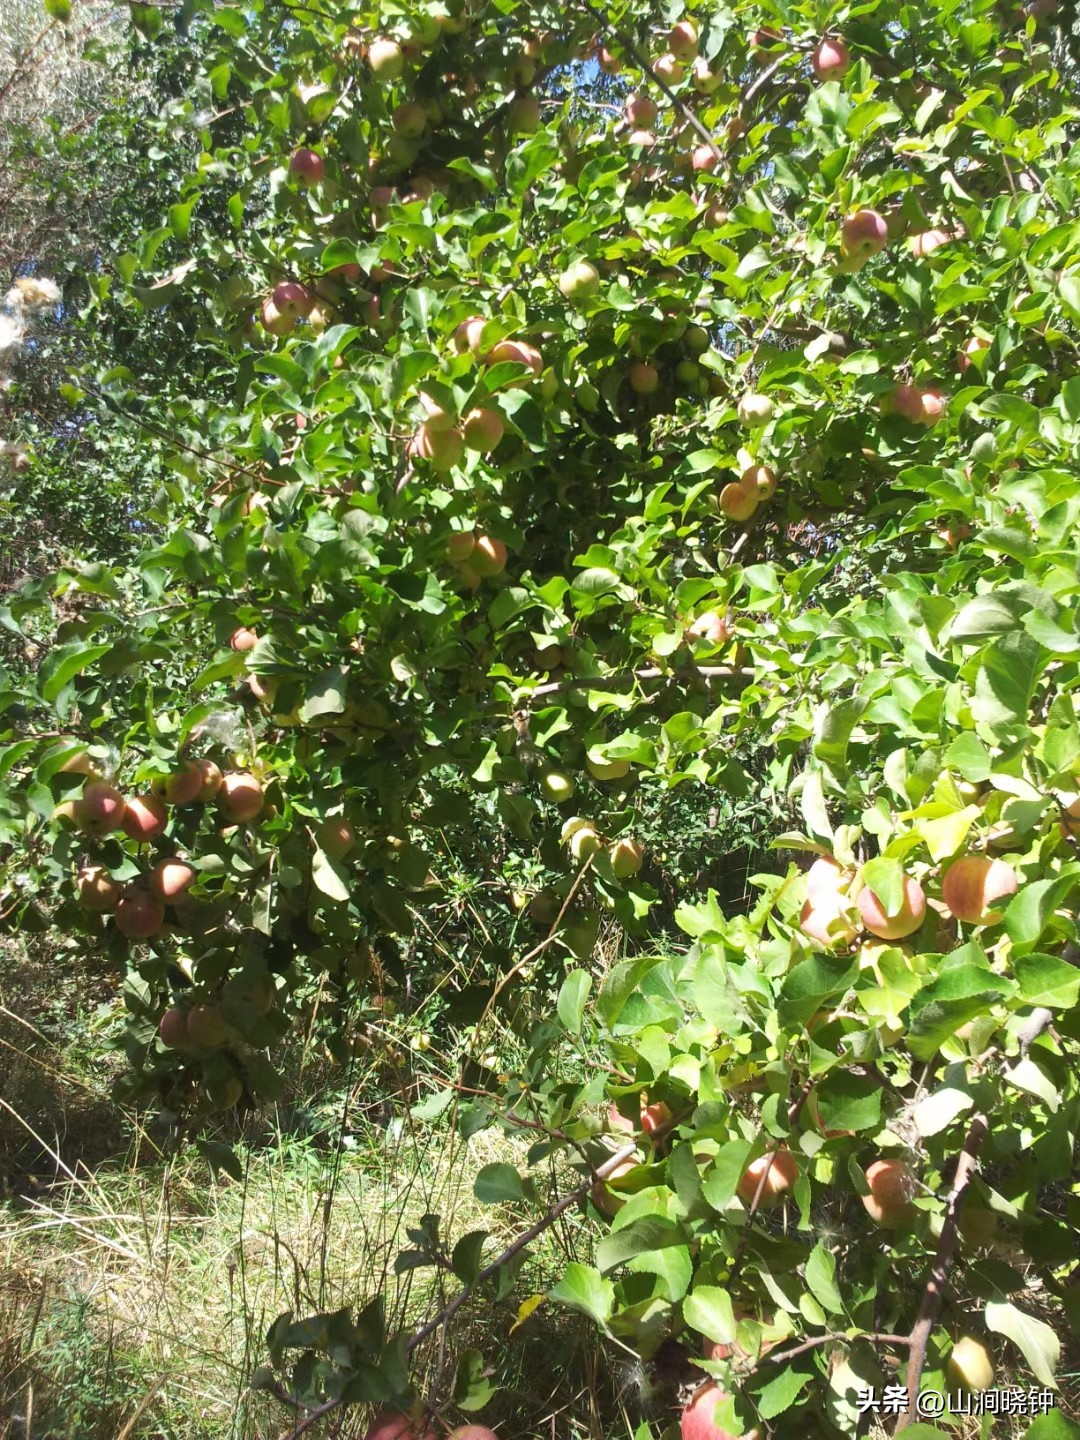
745 1329 912 1376
896 1113 989 1432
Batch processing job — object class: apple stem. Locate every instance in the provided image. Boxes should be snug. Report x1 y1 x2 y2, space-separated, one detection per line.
896 1113 988 1431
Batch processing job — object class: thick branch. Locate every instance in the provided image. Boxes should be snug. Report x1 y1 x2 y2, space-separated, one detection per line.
896 1113 989 1432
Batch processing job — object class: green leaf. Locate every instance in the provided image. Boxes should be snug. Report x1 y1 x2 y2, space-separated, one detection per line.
913 1086 974 1138
311 850 350 903
44 0 72 19
753 1365 812 1421
1014 953 1080 1010
816 1072 882 1133
985 1301 1060 1387
549 1263 614 1325
473 1163 524 1204
1004 876 1079 954
40 643 111 703
298 666 348 723
971 632 1042 729
595 1215 688 1273
451 1231 488 1284
1004 1058 1059 1113
557 970 591 1035
951 594 1021 642
805 1242 845 1316
859 857 904 916
682 1286 736 1343
1022 1415 1080 1440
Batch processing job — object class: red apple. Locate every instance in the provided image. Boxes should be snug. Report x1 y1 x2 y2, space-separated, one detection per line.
316 818 355 858
161 762 204 807
812 37 850 81
75 781 127 837
76 865 121 912
857 874 926 940
158 1007 189 1048
629 361 659 395
692 144 719 173
689 610 731 645
654 52 685 85
470 536 507 576
186 1003 229 1049
625 94 658 128
941 856 1018 924
799 892 860 948
737 1148 798 1207
195 758 223 802
230 627 258 653
840 209 888 267
718 480 757 522
363 1413 438 1440
668 20 698 60
462 407 504 453
392 101 427 139
957 336 990 373
218 771 264 824
681 1382 739 1440
289 148 324 185
453 316 487 355
150 859 196 900
486 338 543 377
121 793 169 842
115 886 166 939
862 1158 916 1227
910 228 954 258
411 422 465 471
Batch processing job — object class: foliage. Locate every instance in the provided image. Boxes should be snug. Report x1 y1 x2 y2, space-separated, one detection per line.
2 0 1080 1436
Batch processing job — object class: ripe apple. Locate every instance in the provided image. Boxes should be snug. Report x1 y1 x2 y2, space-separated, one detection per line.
812 37 850 81
597 46 621 75
918 388 947 425
681 1382 739 1440
689 610 731 645
541 770 576 803
195 758 223 802
317 818 355 858
486 338 543 378
654 52 685 84
270 281 314 320
418 392 456 432
76 865 121 912
957 335 990 372
799 892 860 948
470 535 507 576
629 362 659 395
703 203 730 229
591 1155 638 1217
158 1007 189 1048
230 627 258 653
558 260 600 300
368 37 404 80
121 793 169 842
692 144 719 173
76 781 127 837
446 531 477 564
411 422 465 471
941 856 1018 924
862 1157 916 1226
219 771 264 824
737 1148 798 1207
718 481 758 522
857 874 926 940
840 209 888 267
668 20 698 60
743 464 777 500
160 761 204 806
453 315 487 355
625 94 658 128
392 101 427 139
462 407 504 453
186 1003 229 1049
289 147 324 185
150 858 196 900
363 1413 438 1440
910 228 953 258
56 745 97 777
737 391 773 428
610 838 643 878
947 1337 994 1393
115 885 166 939
507 94 541 134
446 1429 500 1440
260 297 297 336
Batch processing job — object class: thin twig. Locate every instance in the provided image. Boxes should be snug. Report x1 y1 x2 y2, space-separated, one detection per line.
896 1113 989 1432
744 1330 913 1375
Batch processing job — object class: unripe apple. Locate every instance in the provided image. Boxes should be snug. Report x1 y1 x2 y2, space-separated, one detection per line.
470 535 507 576
158 1007 189 1048
542 770 576 803
77 864 121 912
161 761 204 806
150 858 196 900
591 1155 637 1217
625 94 658 128
689 610 731 645
586 754 630 781
56 745 97 777
857 874 926 940
812 36 850 81
486 338 543 378
289 147 324 185
558 260 600 301
610 838 643 877
691 57 720 93
507 94 541 135
446 531 477 564
737 391 773 428
703 202 730 229
947 1337 994 1393
462 407 504 453
737 1148 798 1207
76 781 127 837
653 52 685 84
368 37 404 80
121 793 169 842
684 324 710 354
597 46 621 75
569 825 602 862
743 464 777 500
186 1002 229 1049
718 481 758 522
219 771 264 824
392 101 427 139
115 885 166 939
941 856 1018 924
411 422 465 471
195 758 223 802
840 209 888 267
316 818 355 858
861 1157 916 1227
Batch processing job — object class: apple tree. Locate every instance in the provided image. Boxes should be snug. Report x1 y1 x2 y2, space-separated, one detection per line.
1 0 1080 1436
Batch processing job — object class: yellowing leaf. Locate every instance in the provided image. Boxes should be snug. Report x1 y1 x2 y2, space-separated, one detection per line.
510 1294 545 1333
